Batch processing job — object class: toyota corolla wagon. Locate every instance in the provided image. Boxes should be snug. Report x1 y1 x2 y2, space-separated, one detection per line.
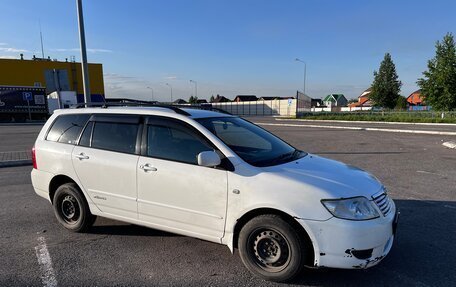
31 106 398 282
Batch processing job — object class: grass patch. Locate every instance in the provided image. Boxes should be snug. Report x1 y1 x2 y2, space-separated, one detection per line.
296 112 456 123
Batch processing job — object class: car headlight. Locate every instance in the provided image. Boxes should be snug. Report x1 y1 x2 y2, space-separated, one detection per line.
321 197 380 220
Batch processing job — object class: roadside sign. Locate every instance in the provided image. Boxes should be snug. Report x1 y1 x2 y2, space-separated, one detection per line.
34 94 45 105
22 92 33 101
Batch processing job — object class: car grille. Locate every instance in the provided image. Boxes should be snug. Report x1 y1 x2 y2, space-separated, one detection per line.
372 190 392 216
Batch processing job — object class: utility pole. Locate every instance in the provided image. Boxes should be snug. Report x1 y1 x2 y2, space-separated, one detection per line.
147 86 154 102
39 20 45 59
76 0 91 106
295 58 306 96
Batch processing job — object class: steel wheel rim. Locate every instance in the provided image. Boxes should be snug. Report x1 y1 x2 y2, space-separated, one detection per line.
60 195 80 224
250 229 291 272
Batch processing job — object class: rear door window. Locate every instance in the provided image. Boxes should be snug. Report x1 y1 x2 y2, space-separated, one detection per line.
92 122 139 154
46 114 90 144
78 121 93 147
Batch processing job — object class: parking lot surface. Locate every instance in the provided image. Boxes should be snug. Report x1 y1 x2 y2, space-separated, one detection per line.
252 117 456 133
0 124 41 152
1 121 456 286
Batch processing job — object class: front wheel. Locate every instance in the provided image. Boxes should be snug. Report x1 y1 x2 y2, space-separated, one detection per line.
238 214 309 282
53 183 96 232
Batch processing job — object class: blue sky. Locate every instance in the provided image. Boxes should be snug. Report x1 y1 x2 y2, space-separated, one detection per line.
0 0 455 101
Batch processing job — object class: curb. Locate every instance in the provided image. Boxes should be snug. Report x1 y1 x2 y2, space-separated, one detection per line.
276 118 456 126
255 122 456 136
442 141 456 149
0 122 45 126
0 160 32 168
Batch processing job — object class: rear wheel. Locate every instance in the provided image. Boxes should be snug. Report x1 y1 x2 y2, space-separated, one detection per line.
238 214 309 282
53 183 96 232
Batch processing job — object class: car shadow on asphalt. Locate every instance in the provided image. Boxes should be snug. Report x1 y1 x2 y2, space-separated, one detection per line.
291 199 456 286
81 199 456 286
89 221 180 237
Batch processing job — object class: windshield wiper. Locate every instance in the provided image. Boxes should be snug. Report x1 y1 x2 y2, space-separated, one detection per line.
277 151 295 160
256 149 299 166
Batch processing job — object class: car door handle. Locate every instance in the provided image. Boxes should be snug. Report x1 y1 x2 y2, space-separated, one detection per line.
140 164 157 172
75 153 89 160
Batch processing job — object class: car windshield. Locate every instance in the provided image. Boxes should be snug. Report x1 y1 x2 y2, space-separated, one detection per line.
196 117 306 167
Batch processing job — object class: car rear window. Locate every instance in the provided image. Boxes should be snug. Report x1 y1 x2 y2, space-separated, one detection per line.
46 114 90 144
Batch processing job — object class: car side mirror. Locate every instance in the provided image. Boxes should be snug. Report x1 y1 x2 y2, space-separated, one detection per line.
197 151 221 167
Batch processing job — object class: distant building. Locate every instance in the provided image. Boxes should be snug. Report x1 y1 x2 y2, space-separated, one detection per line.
311 98 324 107
323 94 348 107
196 99 207 104
406 90 424 106
234 95 258 102
348 88 373 107
173 98 187 104
258 96 295 101
0 57 105 102
258 96 278 100
212 95 231 103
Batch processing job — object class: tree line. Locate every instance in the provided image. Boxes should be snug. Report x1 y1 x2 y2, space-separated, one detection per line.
369 33 456 111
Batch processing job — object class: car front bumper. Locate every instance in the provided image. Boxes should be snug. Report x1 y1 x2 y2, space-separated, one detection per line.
299 203 398 269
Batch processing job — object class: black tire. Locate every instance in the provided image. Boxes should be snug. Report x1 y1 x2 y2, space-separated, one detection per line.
238 214 309 282
53 183 96 232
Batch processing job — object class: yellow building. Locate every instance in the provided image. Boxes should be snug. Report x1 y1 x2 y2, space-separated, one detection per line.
0 57 105 102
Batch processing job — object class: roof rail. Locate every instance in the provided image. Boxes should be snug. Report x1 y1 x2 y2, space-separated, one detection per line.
171 104 232 115
71 102 190 116
71 101 232 116
207 107 232 115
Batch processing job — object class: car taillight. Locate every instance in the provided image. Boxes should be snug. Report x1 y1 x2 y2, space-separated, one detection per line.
32 146 37 169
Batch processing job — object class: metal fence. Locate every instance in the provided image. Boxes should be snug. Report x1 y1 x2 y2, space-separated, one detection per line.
211 99 297 116
296 91 312 116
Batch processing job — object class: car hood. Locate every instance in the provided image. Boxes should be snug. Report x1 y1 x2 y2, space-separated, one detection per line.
263 153 383 199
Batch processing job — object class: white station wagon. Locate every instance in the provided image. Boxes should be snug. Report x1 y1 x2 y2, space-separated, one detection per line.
31 106 398 282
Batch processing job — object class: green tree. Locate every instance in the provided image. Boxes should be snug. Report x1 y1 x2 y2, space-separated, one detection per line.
417 33 456 111
395 96 407 110
369 53 402 109
210 95 215 103
188 96 198 104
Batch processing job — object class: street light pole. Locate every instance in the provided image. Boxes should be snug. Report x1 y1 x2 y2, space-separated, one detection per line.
147 86 154 102
295 58 306 96
190 80 197 99
76 0 91 106
165 83 173 103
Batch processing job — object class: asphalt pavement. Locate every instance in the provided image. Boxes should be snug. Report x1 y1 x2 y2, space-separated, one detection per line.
0 124 41 152
1 120 456 286
252 117 456 133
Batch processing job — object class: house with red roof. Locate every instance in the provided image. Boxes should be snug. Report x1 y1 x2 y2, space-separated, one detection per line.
406 90 425 106
348 88 373 108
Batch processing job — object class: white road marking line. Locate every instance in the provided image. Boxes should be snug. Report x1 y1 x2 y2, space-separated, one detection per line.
442 141 456 149
35 236 58 287
444 205 456 209
255 122 456 136
416 170 441 176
